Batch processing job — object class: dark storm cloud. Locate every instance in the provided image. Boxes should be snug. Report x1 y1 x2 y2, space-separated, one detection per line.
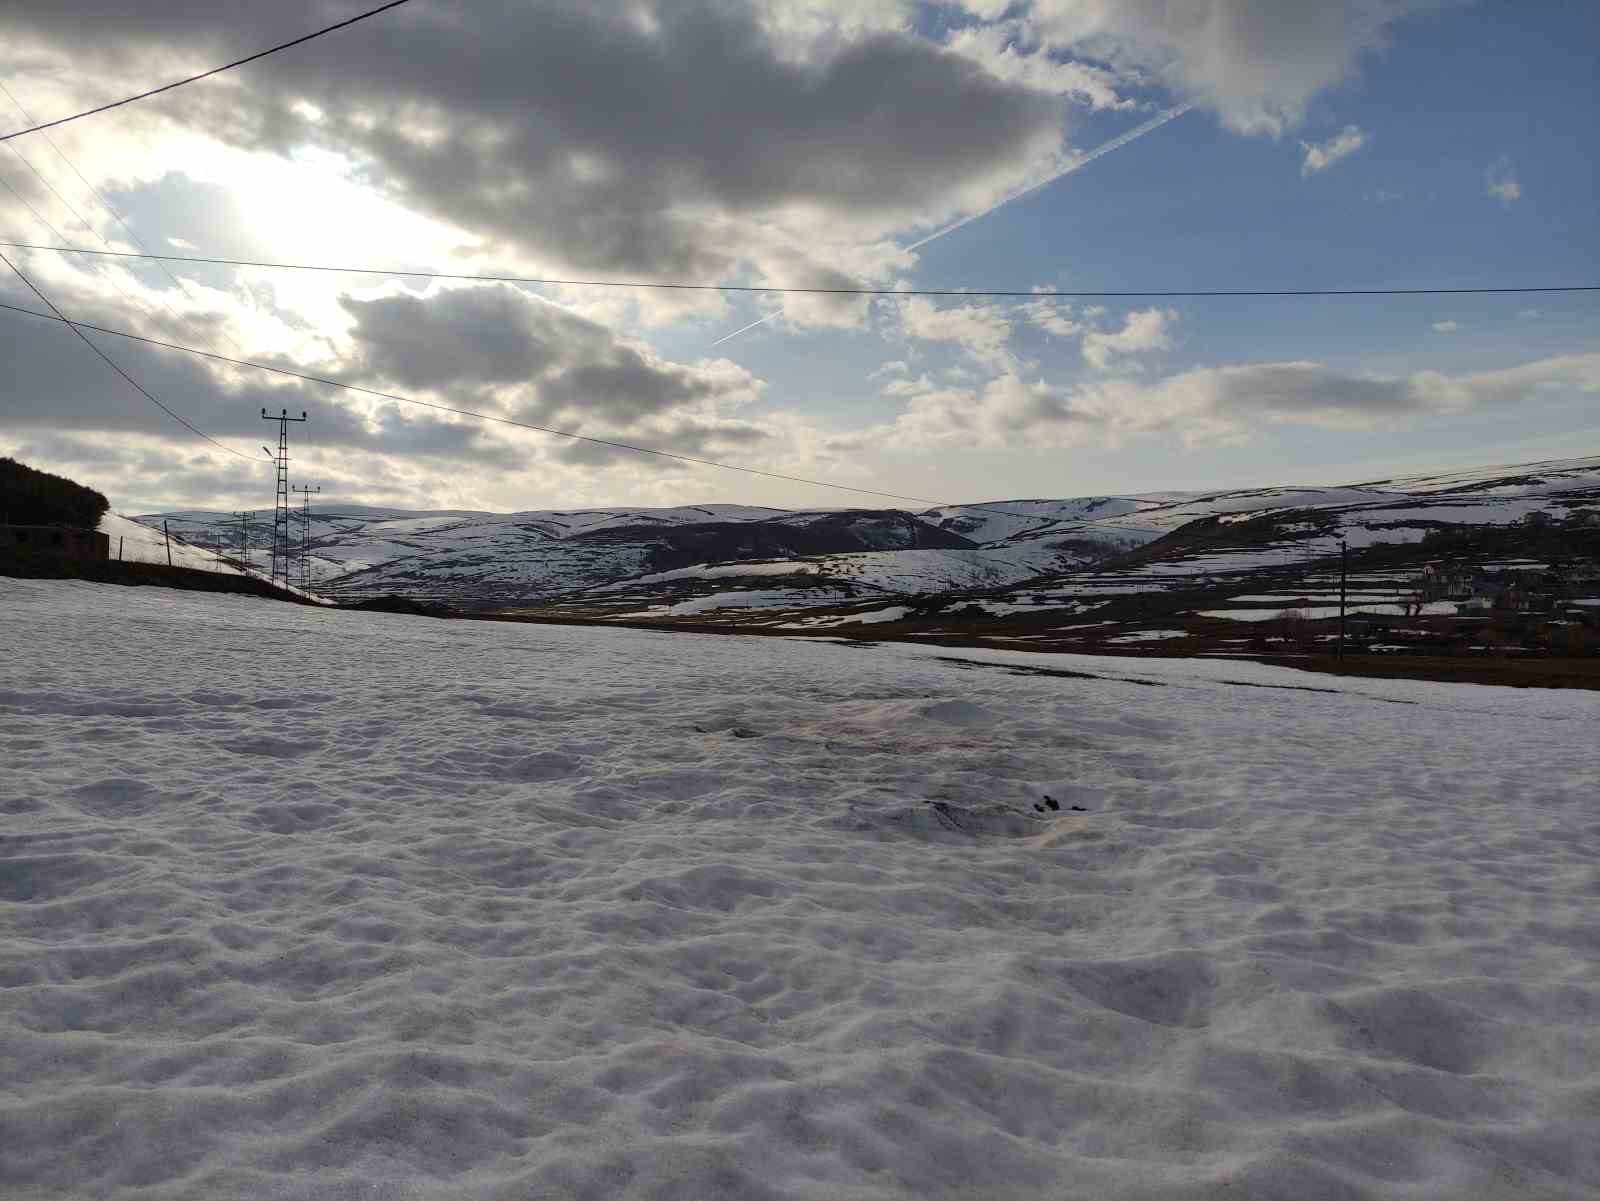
0 1 1064 278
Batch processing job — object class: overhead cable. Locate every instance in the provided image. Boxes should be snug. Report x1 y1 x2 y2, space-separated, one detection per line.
2 241 1593 299
0 296 966 507
0 254 260 460
0 0 415 143
0 169 215 357
0 80 245 352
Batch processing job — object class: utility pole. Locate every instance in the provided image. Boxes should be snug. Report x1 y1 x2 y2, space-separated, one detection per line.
291 485 320 589
231 510 252 572
1337 538 1348 665
261 408 307 588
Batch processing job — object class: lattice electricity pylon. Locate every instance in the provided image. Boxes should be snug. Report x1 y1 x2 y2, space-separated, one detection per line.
291 484 320 590
231 510 253 572
261 408 306 587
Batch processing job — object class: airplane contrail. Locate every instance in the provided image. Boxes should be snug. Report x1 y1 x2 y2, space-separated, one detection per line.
904 100 1194 252
708 308 784 348
706 100 1195 349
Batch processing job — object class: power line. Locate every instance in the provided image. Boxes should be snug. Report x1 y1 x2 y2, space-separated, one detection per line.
0 164 220 353
715 105 1197 346
0 80 245 353
0 1 416 144
0 295 968 508
0 254 259 460
0 150 221 354
1 240 1594 299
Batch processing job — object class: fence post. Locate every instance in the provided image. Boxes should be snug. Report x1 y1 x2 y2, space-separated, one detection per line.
118 535 124 561
163 520 173 568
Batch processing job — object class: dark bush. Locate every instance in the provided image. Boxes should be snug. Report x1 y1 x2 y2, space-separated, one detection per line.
0 457 110 528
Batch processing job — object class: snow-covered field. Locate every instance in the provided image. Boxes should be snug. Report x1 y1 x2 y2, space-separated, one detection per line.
2 578 1597 1200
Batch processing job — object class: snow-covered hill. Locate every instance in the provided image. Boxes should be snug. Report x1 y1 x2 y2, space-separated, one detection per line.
138 454 1600 613
97 512 329 603
143 503 987 605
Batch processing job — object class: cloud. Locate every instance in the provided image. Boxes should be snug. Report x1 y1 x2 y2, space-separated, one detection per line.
942 23 1133 110
0 266 774 500
872 353 1600 449
334 283 768 447
996 0 1441 135
1025 297 1087 338
339 287 596 392
1486 157 1521 204
0 1 1072 308
894 296 1018 369
1432 320 1459 333
1081 307 1176 369
1300 124 1368 175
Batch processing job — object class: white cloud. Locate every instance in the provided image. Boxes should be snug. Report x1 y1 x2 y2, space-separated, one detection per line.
1082 307 1177 370
871 353 1600 450
1025 297 1087 338
993 0 1441 135
0 1 1081 335
943 23 1134 110
1432 320 1460 333
895 296 1018 369
1486 157 1521 205
1300 125 1368 176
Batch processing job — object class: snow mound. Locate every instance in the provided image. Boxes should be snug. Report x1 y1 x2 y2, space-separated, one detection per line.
1 578 1595 1200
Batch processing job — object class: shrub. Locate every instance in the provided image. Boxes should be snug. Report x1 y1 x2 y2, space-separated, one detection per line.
0 457 110 528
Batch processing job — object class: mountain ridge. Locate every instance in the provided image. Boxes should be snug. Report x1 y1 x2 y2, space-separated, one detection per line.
137 454 1600 610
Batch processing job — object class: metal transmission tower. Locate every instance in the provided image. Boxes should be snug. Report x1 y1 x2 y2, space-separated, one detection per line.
231 509 253 572
260 408 306 587
291 484 320 589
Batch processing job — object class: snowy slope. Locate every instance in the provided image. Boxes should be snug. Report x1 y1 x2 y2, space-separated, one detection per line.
147 504 792 586
143 504 961 602
101 511 249 575
99 513 329 603
2 577 1596 1200
609 544 1068 595
138 454 1600 609
1015 456 1600 584
918 496 1158 545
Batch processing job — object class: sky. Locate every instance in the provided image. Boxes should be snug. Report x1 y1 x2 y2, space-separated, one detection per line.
0 0 1596 515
